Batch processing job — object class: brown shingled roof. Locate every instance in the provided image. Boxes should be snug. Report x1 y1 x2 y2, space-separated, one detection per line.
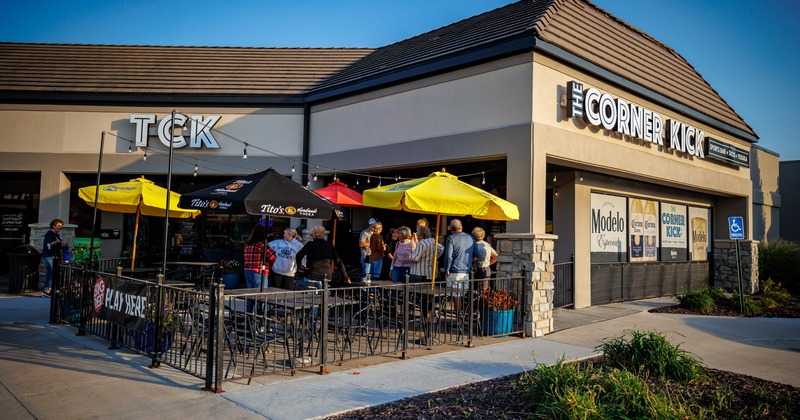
0 43 372 96
311 0 756 139
535 0 756 138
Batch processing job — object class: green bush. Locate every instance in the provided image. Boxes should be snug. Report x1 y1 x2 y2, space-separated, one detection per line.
517 354 698 419
69 242 101 269
758 240 800 294
598 330 706 383
676 288 715 314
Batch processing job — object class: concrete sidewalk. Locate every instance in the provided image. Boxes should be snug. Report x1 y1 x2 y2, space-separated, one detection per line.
1 294 799 419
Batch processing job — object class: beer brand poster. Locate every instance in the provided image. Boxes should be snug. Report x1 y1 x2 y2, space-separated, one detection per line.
629 198 646 262
590 193 627 263
688 207 709 261
642 199 659 262
660 203 688 261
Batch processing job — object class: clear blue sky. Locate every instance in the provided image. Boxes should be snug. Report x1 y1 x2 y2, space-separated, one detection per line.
2 0 798 160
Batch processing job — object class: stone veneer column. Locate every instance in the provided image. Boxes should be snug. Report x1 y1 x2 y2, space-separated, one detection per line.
713 239 759 294
494 233 558 337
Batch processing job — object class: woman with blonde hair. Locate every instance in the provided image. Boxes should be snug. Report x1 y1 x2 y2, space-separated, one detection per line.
296 225 349 288
391 226 415 282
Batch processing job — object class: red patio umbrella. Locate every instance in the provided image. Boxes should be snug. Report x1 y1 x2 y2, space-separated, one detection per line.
314 180 362 245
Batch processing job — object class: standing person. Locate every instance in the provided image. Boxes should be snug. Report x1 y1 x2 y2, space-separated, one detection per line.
41 218 64 297
243 223 276 313
412 218 429 243
358 218 376 281
406 224 444 346
471 227 498 288
443 219 485 310
383 227 399 280
368 221 385 280
268 228 304 290
391 226 415 282
296 225 350 288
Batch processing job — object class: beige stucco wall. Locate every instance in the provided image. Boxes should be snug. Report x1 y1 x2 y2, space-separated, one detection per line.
531 55 754 308
309 54 538 234
750 146 781 241
0 104 306 224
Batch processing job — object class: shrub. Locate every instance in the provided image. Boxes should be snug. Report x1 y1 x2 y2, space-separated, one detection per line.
598 330 706 383
676 288 715 314
516 356 698 419
69 242 102 269
758 240 800 294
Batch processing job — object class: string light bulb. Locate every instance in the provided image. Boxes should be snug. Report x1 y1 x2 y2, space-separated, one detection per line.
193 160 198 177
356 177 359 186
143 151 147 161
579 172 584 182
554 188 559 197
128 143 133 153
291 165 296 173
482 172 486 185
552 174 557 183
377 177 381 187
243 143 248 159
367 176 371 184
313 173 318 182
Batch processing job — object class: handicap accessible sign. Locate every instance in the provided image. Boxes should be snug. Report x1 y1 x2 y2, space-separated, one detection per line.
728 216 744 240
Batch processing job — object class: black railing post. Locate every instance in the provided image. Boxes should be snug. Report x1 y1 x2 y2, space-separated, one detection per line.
467 270 475 348
204 282 224 393
521 265 528 336
320 274 329 375
49 259 63 324
402 272 410 359
150 274 165 368
77 261 88 336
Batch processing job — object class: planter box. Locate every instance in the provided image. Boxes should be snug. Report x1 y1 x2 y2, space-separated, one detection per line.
481 309 514 337
133 322 174 353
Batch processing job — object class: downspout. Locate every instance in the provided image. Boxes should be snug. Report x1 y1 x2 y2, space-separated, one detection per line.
302 103 311 186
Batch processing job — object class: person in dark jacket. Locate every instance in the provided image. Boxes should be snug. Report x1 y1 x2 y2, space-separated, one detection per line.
296 225 350 289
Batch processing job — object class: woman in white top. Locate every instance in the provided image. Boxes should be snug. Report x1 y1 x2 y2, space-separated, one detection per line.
268 228 304 290
471 227 498 288
391 226 416 282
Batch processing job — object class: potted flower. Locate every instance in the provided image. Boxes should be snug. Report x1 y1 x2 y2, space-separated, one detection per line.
134 303 179 353
476 287 519 336
218 259 242 289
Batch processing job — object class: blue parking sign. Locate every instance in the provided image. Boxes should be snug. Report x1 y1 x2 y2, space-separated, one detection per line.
728 216 744 240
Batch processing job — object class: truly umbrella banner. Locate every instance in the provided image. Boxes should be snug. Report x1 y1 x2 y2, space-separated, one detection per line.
91 273 148 332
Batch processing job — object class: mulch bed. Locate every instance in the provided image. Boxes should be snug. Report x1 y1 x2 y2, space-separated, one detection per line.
327 296 800 419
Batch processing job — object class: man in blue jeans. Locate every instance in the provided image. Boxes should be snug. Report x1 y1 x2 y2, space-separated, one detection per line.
41 218 65 297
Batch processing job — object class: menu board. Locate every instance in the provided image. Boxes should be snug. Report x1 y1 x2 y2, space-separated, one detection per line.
175 219 198 256
590 193 627 263
660 203 688 261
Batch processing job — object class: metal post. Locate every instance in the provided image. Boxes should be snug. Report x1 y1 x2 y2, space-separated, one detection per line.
151 274 165 368
88 132 104 270
161 110 177 282
320 274 329 374
402 272 410 359
735 239 745 313
467 270 474 347
76 260 87 336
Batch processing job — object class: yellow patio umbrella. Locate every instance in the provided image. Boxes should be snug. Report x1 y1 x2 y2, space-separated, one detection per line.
363 169 519 282
78 176 200 269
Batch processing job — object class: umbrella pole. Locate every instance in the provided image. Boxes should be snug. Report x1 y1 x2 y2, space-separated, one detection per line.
259 240 267 293
330 219 337 274
131 202 141 270
431 214 441 290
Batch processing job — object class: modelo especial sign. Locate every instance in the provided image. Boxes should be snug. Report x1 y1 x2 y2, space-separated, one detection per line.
565 81 749 167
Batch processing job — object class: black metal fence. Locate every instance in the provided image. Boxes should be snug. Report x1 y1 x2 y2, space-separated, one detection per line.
50 262 527 392
553 261 575 308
